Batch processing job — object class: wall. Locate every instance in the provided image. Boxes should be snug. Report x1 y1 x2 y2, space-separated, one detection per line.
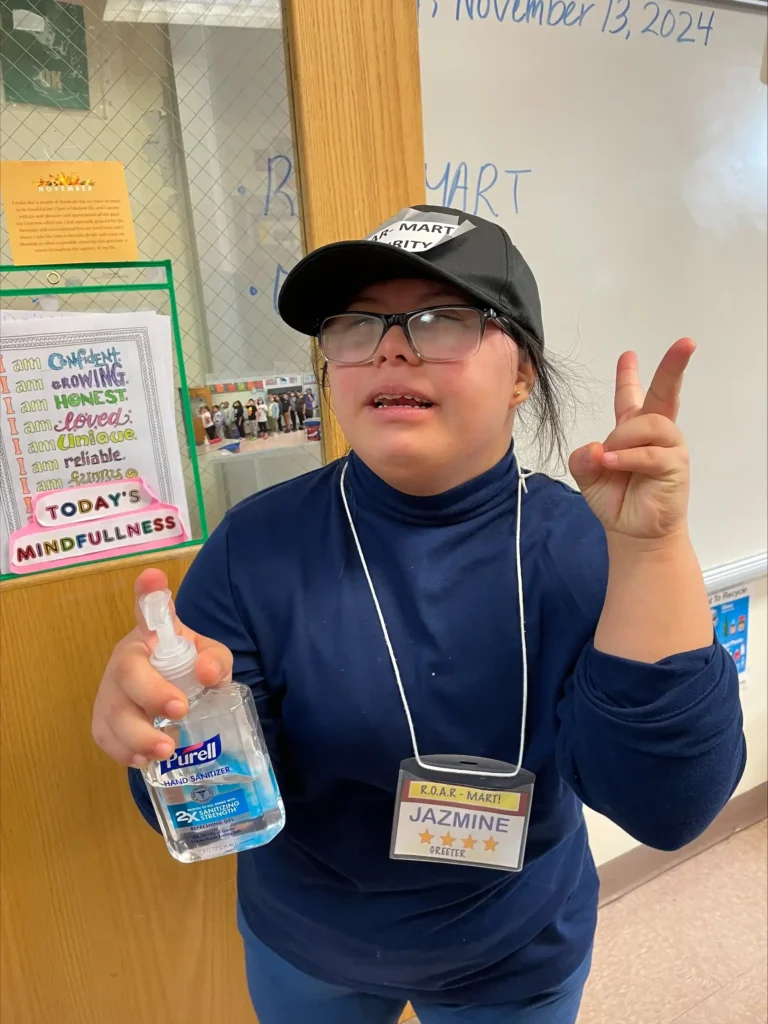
587 577 767 866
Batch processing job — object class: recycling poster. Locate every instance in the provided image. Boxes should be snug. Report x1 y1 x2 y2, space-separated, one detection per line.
710 586 751 683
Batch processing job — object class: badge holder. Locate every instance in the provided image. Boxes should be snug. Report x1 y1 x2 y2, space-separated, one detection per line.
391 755 535 873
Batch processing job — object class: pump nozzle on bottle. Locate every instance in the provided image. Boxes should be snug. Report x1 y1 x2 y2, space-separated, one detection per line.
139 589 199 692
141 589 180 651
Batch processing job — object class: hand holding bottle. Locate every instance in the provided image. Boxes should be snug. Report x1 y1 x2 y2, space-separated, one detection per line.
92 568 233 769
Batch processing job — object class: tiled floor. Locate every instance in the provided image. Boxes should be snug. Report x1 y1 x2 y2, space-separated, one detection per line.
405 819 767 1024
198 429 317 460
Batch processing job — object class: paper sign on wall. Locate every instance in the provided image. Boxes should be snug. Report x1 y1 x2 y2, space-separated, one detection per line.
9 478 186 573
710 586 750 684
0 160 138 265
0 310 189 575
0 0 89 110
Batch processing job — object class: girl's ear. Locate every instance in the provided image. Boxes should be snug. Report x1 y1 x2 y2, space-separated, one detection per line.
510 351 536 409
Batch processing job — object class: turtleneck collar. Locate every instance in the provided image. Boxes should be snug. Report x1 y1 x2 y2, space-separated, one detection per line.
344 444 520 526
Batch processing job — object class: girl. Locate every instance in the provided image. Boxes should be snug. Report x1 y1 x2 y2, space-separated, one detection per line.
246 399 258 438
212 405 225 440
280 393 291 432
199 404 215 442
256 397 269 438
268 395 281 435
221 401 234 439
93 206 744 1024
295 390 307 429
232 400 245 439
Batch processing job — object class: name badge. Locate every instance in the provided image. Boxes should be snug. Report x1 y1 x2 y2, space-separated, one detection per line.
390 755 535 873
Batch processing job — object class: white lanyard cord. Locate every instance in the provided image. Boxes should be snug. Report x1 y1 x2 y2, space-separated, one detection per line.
339 456 530 780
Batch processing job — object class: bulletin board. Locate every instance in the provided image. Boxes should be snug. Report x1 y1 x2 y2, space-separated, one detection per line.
0 259 207 579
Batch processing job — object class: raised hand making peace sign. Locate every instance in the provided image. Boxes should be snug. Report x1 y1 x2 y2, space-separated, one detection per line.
569 338 695 541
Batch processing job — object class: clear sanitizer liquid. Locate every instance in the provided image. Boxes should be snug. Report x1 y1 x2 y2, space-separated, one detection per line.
139 590 285 863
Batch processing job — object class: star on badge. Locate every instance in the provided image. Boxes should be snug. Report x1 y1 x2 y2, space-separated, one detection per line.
483 836 499 852
440 832 456 847
462 835 477 849
418 829 434 845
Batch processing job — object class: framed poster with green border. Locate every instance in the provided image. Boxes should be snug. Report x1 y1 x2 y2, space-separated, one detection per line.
0 0 89 111
0 260 208 580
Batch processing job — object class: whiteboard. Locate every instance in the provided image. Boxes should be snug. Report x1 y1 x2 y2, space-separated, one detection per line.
419 1 767 570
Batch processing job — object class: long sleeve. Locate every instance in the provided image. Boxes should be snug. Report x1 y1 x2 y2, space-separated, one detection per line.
127 515 283 831
556 639 746 851
128 765 160 831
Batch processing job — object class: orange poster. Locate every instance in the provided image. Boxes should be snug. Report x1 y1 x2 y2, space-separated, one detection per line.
0 160 138 265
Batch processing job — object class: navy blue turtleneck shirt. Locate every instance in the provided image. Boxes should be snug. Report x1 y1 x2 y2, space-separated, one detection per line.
129 449 745 1004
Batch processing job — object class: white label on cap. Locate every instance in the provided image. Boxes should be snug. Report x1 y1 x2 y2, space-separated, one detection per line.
367 208 475 253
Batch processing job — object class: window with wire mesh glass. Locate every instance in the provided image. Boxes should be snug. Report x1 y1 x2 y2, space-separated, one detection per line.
0 0 320 528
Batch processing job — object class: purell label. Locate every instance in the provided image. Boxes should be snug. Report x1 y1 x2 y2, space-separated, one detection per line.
366 208 475 253
159 734 222 775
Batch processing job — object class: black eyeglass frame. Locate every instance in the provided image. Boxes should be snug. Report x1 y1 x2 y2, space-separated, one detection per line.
316 304 511 366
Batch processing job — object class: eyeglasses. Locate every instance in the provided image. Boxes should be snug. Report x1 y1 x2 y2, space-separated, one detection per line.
318 305 504 366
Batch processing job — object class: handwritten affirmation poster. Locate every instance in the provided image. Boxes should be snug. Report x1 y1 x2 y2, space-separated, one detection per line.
0 311 190 574
0 160 138 265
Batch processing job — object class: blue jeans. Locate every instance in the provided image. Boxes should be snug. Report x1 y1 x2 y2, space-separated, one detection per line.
238 904 592 1024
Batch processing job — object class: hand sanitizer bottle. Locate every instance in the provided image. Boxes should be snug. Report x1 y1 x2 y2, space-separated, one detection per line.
139 590 285 863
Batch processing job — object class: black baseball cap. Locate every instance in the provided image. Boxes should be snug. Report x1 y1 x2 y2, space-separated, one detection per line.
278 205 544 347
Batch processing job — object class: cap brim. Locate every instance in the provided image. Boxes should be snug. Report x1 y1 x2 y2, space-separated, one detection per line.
277 240 500 336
